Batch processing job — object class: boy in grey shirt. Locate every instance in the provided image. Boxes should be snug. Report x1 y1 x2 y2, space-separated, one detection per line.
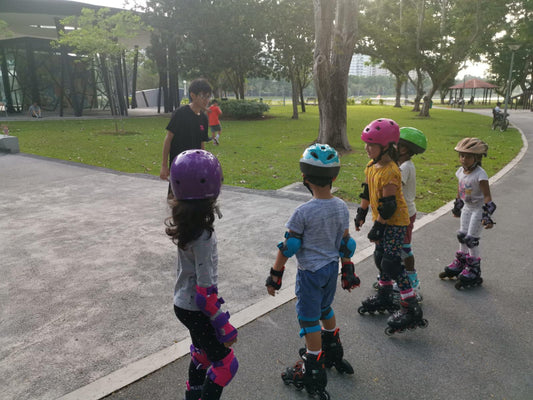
266 144 360 398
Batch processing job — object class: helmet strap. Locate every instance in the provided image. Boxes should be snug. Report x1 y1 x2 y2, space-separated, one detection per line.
303 176 314 195
370 145 389 166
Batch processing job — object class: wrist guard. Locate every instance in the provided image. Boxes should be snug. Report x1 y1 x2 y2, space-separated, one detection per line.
265 266 285 290
483 201 496 215
482 201 496 226
341 262 360 290
452 198 464 217
354 207 368 228
368 221 386 241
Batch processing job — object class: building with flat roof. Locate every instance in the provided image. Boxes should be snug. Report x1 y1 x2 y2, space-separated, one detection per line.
349 54 390 77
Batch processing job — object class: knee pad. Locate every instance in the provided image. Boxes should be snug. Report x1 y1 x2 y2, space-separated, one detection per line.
457 231 467 244
373 248 384 272
190 345 211 370
207 348 238 387
298 318 321 337
381 254 403 280
464 235 479 248
277 231 303 257
320 307 334 321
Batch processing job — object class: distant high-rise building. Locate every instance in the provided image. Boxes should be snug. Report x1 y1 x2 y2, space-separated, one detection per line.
349 54 390 77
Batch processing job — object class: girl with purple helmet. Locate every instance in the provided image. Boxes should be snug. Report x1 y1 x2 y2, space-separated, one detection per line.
166 149 238 400
354 118 428 335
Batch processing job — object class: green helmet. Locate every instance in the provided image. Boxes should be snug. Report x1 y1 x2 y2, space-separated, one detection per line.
399 127 427 154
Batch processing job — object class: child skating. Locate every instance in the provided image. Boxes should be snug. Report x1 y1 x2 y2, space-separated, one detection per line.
166 150 238 400
266 144 360 400
372 127 427 301
397 127 427 299
439 138 496 289
354 118 428 336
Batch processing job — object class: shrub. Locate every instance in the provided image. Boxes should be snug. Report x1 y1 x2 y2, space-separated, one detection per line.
219 99 270 119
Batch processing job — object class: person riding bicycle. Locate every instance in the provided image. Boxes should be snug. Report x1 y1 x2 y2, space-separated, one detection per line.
492 102 506 122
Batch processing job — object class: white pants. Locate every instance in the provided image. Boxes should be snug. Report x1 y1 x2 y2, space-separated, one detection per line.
459 204 483 258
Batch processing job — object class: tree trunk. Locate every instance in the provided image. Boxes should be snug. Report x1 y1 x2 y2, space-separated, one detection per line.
418 87 437 117
394 74 403 108
313 0 358 152
291 73 299 120
131 46 138 109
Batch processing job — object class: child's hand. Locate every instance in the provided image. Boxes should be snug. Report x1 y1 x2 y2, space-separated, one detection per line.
266 283 278 296
224 337 238 348
452 198 464 217
354 207 368 231
266 266 284 296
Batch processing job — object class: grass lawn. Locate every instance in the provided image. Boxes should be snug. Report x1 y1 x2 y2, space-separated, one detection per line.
8 105 522 212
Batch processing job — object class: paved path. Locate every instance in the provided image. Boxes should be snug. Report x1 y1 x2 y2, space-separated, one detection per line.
1 109 531 400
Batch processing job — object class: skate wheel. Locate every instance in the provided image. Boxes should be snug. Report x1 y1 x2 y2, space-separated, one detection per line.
419 319 429 329
319 389 331 400
385 326 395 336
454 280 463 290
438 272 447 279
357 306 366 315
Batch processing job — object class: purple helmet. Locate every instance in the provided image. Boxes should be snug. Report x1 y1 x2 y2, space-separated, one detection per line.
170 150 223 200
361 118 400 147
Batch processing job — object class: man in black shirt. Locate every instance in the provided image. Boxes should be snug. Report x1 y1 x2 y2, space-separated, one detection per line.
160 79 212 197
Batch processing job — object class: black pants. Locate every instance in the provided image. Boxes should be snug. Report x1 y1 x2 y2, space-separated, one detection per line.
174 306 230 399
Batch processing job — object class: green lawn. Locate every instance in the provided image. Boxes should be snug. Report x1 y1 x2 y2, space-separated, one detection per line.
8 105 522 212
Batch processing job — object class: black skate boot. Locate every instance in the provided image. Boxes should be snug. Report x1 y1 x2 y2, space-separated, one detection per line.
385 297 428 336
321 328 354 374
455 256 483 289
358 284 399 315
439 251 467 279
282 352 330 399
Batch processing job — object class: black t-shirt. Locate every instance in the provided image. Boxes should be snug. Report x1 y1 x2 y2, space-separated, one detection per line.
166 105 209 163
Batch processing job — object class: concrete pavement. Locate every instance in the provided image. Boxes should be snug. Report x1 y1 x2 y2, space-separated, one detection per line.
1 109 532 400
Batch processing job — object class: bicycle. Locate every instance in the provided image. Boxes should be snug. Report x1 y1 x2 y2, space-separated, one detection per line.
492 111 509 132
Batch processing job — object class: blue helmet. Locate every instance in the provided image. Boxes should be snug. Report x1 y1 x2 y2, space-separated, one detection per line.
299 143 340 180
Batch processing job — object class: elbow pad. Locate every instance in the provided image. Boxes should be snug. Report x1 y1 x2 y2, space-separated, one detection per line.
195 285 237 343
359 183 369 201
378 196 397 220
339 235 356 258
277 231 303 257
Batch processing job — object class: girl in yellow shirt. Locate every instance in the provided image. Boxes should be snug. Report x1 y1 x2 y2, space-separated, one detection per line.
354 118 428 335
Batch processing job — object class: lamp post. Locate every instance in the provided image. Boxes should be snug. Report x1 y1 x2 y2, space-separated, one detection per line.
503 44 521 117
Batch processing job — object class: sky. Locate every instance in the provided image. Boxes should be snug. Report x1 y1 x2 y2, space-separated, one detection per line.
66 0 143 10
67 0 489 79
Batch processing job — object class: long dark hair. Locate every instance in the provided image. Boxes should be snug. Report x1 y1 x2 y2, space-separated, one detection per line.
165 199 216 249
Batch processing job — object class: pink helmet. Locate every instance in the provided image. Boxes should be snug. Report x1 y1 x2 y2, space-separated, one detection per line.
361 118 400 147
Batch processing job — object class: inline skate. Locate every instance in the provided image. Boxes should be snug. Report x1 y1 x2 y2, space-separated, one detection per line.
299 329 354 375
385 297 428 336
439 251 467 279
282 351 330 399
358 284 399 315
455 256 483 289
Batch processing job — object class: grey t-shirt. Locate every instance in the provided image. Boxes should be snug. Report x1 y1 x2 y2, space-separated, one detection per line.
286 197 350 272
173 230 218 311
